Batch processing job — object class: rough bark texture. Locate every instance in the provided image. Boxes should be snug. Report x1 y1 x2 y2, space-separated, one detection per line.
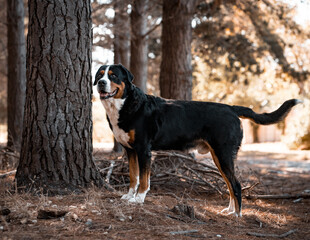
114 0 130 68
130 0 148 93
113 1 130 153
16 0 103 193
7 0 26 151
160 0 198 100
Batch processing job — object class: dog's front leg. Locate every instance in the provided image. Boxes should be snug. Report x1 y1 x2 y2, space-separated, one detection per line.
128 145 151 203
121 148 140 201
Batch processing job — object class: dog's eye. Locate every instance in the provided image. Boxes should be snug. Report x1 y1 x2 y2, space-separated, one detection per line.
110 74 117 79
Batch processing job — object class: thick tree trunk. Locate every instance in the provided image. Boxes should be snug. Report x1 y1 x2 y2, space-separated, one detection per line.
7 0 26 151
113 1 130 153
160 0 198 100
16 0 103 193
130 0 148 92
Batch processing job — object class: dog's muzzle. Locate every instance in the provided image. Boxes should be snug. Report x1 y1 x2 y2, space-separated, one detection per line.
97 80 118 99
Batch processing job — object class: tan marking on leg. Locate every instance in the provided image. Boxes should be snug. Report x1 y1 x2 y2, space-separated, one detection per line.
132 169 150 203
206 143 240 215
128 130 135 145
121 150 139 201
129 151 139 190
138 169 150 193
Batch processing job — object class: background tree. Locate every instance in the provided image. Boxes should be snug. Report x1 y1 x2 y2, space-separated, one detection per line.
159 0 199 100
113 0 130 153
6 0 26 151
130 0 148 92
0 0 8 126
16 0 103 192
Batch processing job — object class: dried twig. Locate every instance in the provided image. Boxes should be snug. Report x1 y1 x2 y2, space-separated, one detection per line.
169 229 199 235
247 229 297 238
105 160 115 184
246 194 310 199
0 170 16 179
242 182 260 192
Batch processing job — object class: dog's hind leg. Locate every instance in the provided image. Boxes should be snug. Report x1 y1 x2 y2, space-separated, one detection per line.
208 143 242 217
121 148 140 201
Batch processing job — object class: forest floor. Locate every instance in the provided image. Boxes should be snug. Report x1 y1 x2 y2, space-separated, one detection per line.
1 143 310 239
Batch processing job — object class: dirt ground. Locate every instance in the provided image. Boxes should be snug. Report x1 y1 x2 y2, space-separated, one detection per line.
1 143 310 239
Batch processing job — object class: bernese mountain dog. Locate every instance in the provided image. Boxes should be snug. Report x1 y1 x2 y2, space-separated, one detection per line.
94 64 301 217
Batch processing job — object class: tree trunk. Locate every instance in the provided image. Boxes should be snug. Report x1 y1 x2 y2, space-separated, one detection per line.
16 0 103 193
114 1 130 68
160 0 198 100
130 0 148 92
113 1 130 153
7 0 26 151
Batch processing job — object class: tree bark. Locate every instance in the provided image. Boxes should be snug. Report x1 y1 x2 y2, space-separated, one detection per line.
114 0 130 68
7 0 26 151
113 1 130 153
16 0 103 193
130 0 148 93
160 0 198 100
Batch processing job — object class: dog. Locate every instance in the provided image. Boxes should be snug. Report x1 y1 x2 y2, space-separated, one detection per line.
94 64 301 217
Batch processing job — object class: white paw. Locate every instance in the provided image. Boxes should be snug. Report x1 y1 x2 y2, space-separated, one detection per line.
121 188 135 200
121 193 133 200
220 208 241 217
128 197 137 203
134 192 146 203
221 207 234 214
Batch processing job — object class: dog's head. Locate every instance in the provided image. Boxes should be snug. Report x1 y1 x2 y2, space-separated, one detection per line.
94 64 134 100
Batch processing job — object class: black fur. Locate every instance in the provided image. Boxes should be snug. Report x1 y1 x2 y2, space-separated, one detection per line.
94 64 301 216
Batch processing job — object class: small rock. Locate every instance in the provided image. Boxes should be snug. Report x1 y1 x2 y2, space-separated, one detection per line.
0 226 4 230
109 199 114 203
85 219 93 226
31 219 37 224
216 234 222 238
293 198 303 203
66 212 79 221
116 212 126 222
80 205 86 210
20 218 28 224
128 216 132 220
69 205 77 209
303 189 310 193
51 205 57 208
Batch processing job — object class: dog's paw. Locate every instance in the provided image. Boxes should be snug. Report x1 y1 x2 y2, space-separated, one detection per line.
134 192 146 203
121 188 135 201
121 194 132 200
128 197 137 203
220 208 241 217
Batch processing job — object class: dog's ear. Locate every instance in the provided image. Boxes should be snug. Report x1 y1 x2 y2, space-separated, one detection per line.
94 65 108 86
117 64 134 83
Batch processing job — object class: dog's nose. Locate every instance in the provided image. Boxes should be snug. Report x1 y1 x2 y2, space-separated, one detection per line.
98 80 107 87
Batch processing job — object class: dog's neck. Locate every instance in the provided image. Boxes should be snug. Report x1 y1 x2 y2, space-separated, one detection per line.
101 98 126 120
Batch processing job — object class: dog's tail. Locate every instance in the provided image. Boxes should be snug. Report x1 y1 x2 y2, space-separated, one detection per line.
231 99 302 125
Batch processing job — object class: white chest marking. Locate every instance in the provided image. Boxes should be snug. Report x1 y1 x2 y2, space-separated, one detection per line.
101 98 132 148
